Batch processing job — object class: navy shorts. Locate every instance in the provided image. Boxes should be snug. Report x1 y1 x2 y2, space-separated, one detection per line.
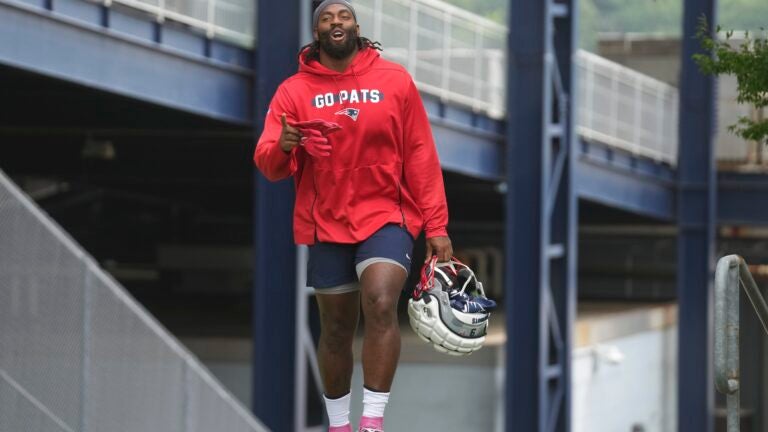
307 224 415 294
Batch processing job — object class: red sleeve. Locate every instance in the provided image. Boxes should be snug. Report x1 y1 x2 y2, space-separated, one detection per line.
253 85 298 181
402 79 449 238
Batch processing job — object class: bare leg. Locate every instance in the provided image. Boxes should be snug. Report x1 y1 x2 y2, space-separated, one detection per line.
316 290 360 398
359 263 407 391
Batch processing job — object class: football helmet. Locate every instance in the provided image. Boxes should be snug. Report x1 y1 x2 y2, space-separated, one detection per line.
407 256 496 356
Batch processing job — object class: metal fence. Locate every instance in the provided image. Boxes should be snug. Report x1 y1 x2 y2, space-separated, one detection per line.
355 0 508 119
0 169 268 432
356 1 678 162
576 50 680 166
91 0 255 47
83 0 680 164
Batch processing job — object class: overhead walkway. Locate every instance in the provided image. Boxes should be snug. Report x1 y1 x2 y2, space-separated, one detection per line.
360 0 679 217
573 51 678 220
0 0 253 123
7 0 755 227
0 0 683 204
366 0 765 226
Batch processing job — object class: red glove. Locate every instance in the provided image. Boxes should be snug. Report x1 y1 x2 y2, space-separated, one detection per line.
299 128 332 158
292 119 342 137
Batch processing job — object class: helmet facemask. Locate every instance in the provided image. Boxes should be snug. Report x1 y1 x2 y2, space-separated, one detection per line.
407 256 497 356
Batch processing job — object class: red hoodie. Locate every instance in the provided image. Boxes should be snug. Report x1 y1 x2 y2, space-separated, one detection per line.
254 47 448 245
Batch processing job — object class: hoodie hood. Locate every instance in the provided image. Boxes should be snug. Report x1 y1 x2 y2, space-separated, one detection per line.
298 46 380 76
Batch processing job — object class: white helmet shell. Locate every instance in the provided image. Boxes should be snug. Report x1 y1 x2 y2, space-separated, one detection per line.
407 257 493 356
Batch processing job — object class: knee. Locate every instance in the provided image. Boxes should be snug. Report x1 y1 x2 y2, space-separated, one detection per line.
362 291 397 329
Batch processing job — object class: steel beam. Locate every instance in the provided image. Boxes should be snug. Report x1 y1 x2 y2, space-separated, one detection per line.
0 0 252 124
505 0 546 423
430 118 504 180
252 0 301 430
677 0 718 431
552 3 578 431
718 173 768 225
576 140 676 221
420 93 505 180
505 0 576 430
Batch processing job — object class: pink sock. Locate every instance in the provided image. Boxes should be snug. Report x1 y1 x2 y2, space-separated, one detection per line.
359 416 384 430
329 424 352 432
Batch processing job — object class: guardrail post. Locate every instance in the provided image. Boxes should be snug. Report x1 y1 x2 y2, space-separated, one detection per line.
206 0 217 38
441 11 451 101
584 54 594 136
407 1 418 73
656 87 665 160
473 28 483 108
714 255 768 432
373 0 382 42
632 74 642 155
715 256 741 432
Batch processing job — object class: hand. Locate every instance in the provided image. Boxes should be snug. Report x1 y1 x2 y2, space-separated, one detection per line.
298 128 332 158
425 236 453 263
279 113 302 153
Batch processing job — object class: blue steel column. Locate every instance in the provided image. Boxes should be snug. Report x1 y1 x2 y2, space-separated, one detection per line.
505 0 577 430
678 0 717 431
252 0 301 430
552 2 578 431
505 1 545 429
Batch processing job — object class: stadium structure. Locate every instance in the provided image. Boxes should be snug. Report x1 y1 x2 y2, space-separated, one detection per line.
1 0 766 431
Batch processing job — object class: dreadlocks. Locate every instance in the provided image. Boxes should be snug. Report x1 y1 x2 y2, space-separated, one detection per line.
298 37 383 63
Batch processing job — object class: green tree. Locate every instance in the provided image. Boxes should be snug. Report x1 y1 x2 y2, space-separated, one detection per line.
694 19 768 144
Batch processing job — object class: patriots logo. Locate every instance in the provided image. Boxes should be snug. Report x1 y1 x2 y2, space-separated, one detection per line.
334 108 360 121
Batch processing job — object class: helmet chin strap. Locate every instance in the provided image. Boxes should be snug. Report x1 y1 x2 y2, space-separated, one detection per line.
418 256 477 294
435 258 479 295
413 255 439 299
432 267 453 287
435 260 457 273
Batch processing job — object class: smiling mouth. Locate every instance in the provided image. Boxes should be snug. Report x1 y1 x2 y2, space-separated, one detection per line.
331 29 346 41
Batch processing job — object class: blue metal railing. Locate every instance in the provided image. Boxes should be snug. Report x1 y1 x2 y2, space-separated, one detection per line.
88 0 255 47
85 0 681 166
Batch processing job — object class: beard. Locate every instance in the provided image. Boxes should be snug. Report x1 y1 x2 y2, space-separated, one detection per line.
318 26 358 60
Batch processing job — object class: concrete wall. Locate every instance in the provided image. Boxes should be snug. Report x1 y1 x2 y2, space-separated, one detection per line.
572 303 677 432
572 328 677 432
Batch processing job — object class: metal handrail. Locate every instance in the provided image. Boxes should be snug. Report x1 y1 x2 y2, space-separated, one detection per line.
714 255 768 432
355 0 508 119
87 0 255 48
575 50 680 166
84 0 682 165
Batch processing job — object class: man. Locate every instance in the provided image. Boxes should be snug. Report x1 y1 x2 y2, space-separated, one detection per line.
253 1 452 431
